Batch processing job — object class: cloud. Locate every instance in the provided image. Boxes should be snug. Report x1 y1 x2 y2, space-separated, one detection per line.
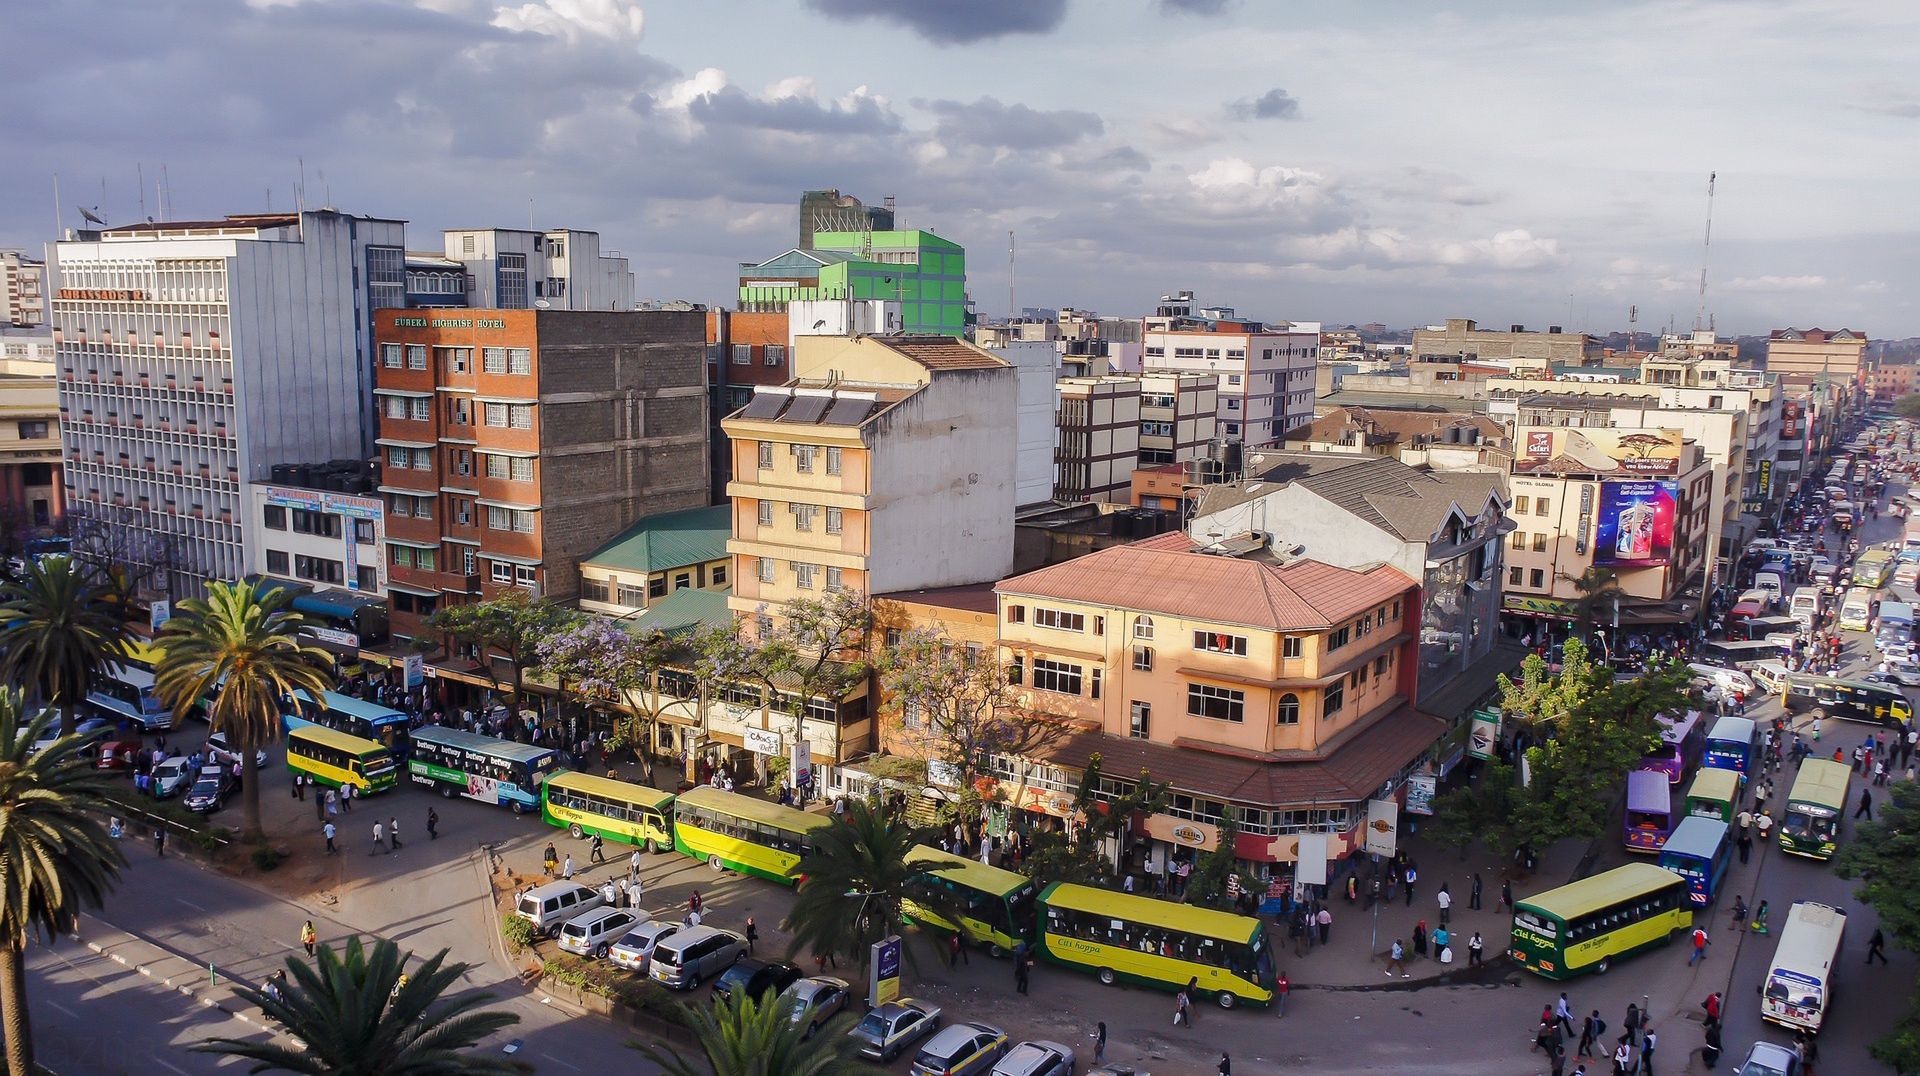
1158 0 1231 14
801 0 1068 44
491 0 644 43
1281 226 1566 271
924 96 1104 149
1229 88 1302 121
1856 280 1889 293
1726 274 1829 290
684 78 903 136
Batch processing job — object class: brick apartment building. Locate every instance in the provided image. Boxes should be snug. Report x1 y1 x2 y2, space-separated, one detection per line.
373 308 708 641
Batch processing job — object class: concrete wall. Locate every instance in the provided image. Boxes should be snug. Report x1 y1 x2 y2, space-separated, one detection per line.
867 368 1016 591
987 340 1059 509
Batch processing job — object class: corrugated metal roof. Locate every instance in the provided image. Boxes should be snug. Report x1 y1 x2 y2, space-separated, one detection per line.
626 587 732 635
581 504 730 574
876 337 1009 371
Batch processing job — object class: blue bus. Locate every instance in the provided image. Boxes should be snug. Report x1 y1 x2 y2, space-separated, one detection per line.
283 691 410 748
407 725 559 813
1624 769 1675 854
1657 816 1733 907
1703 715 1757 783
84 663 179 732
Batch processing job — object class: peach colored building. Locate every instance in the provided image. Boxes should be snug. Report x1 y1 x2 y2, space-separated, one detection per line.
992 532 1438 872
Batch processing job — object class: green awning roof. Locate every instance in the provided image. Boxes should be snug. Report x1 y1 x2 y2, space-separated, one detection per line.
581 504 730 575
625 587 732 636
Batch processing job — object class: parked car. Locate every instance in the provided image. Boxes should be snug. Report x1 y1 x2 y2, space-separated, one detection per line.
30 717 110 755
775 976 850 1039
1735 1041 1800 1076
992 1040 1077 1076
649 926 747 990
557 907 643 960
95 738 145 771
205 731 268 769
150 756 196 798
910 1022 1009 1076
607 921 680 975
1867 661 1920 688
711 958 803 1006
848 998 943 1063
183 766 235 813
515 881 604 939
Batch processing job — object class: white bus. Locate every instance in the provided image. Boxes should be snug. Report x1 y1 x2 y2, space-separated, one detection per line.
1761 901 1847 1033
84 663 177 732
1839 587 1876 633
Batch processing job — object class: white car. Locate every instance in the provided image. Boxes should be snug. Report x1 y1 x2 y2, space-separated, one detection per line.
607 921 680 974
1735 1041 1800 1076
204 731 268 769
992 1040 1078 1076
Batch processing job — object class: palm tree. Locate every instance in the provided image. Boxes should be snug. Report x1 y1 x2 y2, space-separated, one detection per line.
196 935 525 1074
633 988 861 1076
783 800 962 968
0 689 127 1076
154 581 335 843
0 554 132 736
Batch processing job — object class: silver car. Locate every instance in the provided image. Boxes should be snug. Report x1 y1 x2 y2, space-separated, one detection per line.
910 1022 1008 1076
608 921 680 974
993 1040 1077 1076
648 926 746 990
775 976 850 1039
847 997 942 1063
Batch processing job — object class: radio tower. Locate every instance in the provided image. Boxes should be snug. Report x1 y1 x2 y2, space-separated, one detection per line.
1694 172 1716 332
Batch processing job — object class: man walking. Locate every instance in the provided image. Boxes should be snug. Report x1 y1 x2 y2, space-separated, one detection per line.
1857 788 1874 820
1870 927 1891 965
562 853 575 880
1736 827 1753 864
291 772 302 800
1555 992 1576 1037
1469 872 1483 910
1468 931 1485 967
1437 884 1452 926
1689 925 1710 966
426 807 439 840
1639 1024 1658 1075
1385 938 1408 977
371 819 386 855
629 848 643 885
590 832 605 864
389 816 401 851
1578 1010 1605 1059
323 821 337 854
1403 862 1418 906
1094 1022 1107 1064
1015 947 1032 995
1316 905 1332 945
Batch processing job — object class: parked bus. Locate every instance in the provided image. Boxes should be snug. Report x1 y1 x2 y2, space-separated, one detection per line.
1839 587 1876 632
1779 758 1851 860
1638 711 1705 786
1657 817 1732 907
1509 863 1692 980
1762 902 1848 1033
283 690 411 747
1725 615 1801 643
1037 882 1276 1008
285 725 396 794
1684 767 1741 824
1784 674 1913 728
1854 549 1897 589
1624 769 1675 854
671 784 834 884
290 587 391 648
542 771 676 852
84 663 179 732
408 725 560 814
903 845 1038 957
1702 716 1757 782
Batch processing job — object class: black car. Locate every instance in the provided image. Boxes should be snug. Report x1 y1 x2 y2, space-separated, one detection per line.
183 766 235 813
710 959 803 1005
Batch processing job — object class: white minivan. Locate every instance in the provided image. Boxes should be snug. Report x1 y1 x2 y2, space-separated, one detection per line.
557 907 643 960
1788 587 1823 629
515 881 604 938
1688 663 1755 698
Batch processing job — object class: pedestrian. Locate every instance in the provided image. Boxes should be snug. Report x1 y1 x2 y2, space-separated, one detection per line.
1218 1051 1231 1075
1689 925 1710 966
600 878 618 908
1289 911 1306 956
1094 1021 1107 1064
1386 938 1408 977
1703 1022 1723 1069
1316 905 1331 945
1756 809 1773 841
389 816 401 851
1469 931 1485 967
1877 760 1890 786
1556 992 1576 1037
946 929 961 967
1470 872 1483 910
1640 1024 1657 1076
154 827 166 857
562 853 574 880
1183 977 1200 1025
325 788 337 819
301 920 317 957
629 848 643 884
543 843 559 876
1737 828 1753 864
1404 861 1418 906
1016 949 1031 995
1611 1036 1632 1076
1413 920 1428 957
291 772 302 800
426 807 438 840
1275 970 1289 1017
1501 879 1514 911
1437 883 1452 925
1702 991 1722 1030
1857 788 1874 820
1623 1003 1640 1046
590 832 605 863
323 821 337 854
1551 1044 1568 1076
1578 1010 1605 1058
690 889 703 916
1870 927 1890 965
372 819 386 855
342 780 353 812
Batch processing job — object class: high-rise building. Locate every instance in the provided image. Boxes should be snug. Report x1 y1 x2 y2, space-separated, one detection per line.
1141 292 1317 446
0 352 62 535
1054 377 1141 504
49 210 406 592
372 308 709 641
1136 372 1218 467
797 189 894 250
739 230 967 336
1765 327 1869 390
1 250 47 327
1412 318 1601 366
440 228 633 311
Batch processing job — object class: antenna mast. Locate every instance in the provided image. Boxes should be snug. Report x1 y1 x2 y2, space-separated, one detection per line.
1007 230 1015 322
1694 171 1716 332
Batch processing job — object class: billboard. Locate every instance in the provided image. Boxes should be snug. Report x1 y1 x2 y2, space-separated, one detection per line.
1515 427 1683 477
1593 480 1680 567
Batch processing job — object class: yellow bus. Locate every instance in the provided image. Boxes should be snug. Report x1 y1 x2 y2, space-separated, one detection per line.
1037 882 1276 1008
1853 550 1896 589
286 725 397 795
541 771 676 852
903 845 1038 957
670 785 834 885
1683 767 1741 824
1510 863 1691 979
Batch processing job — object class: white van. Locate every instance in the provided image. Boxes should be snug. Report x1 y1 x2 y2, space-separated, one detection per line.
649 925 747 989
1762 902 1847 1033
1788 587 1823 629
557 907 643 960
515 880 604 939
1688 663 1755 697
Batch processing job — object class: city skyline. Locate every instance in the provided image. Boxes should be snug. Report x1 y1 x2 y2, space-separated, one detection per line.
7 0 1917 334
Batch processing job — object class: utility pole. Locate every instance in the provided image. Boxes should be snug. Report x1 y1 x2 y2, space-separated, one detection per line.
1695 172 1717 332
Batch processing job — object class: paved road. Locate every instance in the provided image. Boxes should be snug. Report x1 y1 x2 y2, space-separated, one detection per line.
28 941 273 1075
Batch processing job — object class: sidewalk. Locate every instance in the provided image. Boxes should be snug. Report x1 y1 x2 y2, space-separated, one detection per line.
68 917 290 1040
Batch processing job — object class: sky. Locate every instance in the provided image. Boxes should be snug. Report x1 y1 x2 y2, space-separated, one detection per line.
7 0 1919 335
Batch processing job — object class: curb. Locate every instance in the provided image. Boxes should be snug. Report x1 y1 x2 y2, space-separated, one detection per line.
79 931 264 1029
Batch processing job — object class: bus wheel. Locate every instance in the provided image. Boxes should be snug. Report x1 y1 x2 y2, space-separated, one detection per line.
1594 956 1611 975
440 785 456 799
645 838 660 854
709 854 724 871
1097 967 1116 985
1216 991 1236 1010
510 800 527 816
569 824 585 839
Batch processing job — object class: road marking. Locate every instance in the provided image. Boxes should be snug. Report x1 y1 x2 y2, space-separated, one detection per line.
173 897 209 912
45 1000 79 1018
153 1057 191 1076
541 1054 582 1072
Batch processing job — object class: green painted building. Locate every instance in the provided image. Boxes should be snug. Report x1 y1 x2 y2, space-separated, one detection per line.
737 229 967 336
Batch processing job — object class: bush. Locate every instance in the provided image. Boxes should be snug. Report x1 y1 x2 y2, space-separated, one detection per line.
542 953 686 1026
250 844 285 871
501 914 537 955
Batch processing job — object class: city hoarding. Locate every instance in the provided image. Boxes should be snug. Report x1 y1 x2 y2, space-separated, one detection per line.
1592 480 1681 568
1514 427 1683 477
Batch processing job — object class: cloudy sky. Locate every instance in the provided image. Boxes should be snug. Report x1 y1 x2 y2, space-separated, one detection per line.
9 0 1918 334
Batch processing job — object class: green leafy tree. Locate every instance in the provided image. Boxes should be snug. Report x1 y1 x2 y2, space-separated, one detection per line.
155 581 336 842
1509 657 1683 852
0 554 131 736
783 800 962 966
1426 760 1523 861
536 618 710 784
196 936 525 1074
1837 779 1920 1074
1183 808 1243 910
740 590 870 782
634 988 861 1076
0 690 126 1076
1017 755 1171 888
1895 394 1920 421
1498 637 1605 731
428 591 577 719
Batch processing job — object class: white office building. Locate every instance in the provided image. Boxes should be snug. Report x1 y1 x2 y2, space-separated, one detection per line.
1141 291 1318 447
441 228 633 311
49 210 406 593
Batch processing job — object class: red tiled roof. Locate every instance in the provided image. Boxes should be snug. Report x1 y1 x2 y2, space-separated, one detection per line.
874 336 1009 371
995 541 1414 630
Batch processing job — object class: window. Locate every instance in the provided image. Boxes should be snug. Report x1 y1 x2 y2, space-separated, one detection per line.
1530 569 1545 588
386 446 414 469
582 577 610 603
490 561 514 583
764 344 785 367
1277 693 1300 725
616 581 646 606
1033 608 1085 632
1132 646 1153 671
1193 630 1248 656
713 562 728 586
1187 683 1245 722
1532 533 1547 552
826 507 843 535
826 447 842 475
794 563 817 589
758 442 773 470
1282 635 1302 659
1514 495 1529 513
1005 605 1025 624
1129 702 1150 739
825 566 842 590
436 346 470 374
1008 655 1024 686
731 344 752 365
263 505 287 531
1324 680 1345 718
1227 374 1242 386
792 504 816 531
792 444 817 472
265 549 288 574
648 575 668 598
672 571 692 591
486 506 535 532
757 500 773 526
1090 668 1103 700
1536 497 1551 516
382 343 403 369
1375 653 1391 678
757 557 775 583
406 344 427 370
483 347 506 374
1031 659 1083 696
1509 565 1524 585
1133 615 1154 640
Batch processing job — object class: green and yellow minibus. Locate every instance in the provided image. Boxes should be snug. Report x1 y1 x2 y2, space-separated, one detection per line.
541 771 676 852
1037 882 1276 1008
1684 767 1741 824
1779 758 1851 860
286 725 397 795
903 845 1038 956
1510 863 1691 980
671 784 834 885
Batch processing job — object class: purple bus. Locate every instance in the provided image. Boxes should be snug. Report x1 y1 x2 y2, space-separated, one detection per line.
1624 769 1675 854
1638 710 1706 786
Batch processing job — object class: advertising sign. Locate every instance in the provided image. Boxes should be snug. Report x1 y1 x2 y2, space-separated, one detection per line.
1404 773 1438 816
792 739 813 788
1757 459 1773 495
1502 595 1579 620
1515 427 1683 477
1593 480 1681 567
264 486 382 520
743 727 782 756
148 600 171 634
1144 813 1220 852
1294 834 1329 885
1363 798 1399 857
402 653 425 690
1781 400 1803 441
1576 483 1595 555
868 936 903 1009
1469 709 1501 760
